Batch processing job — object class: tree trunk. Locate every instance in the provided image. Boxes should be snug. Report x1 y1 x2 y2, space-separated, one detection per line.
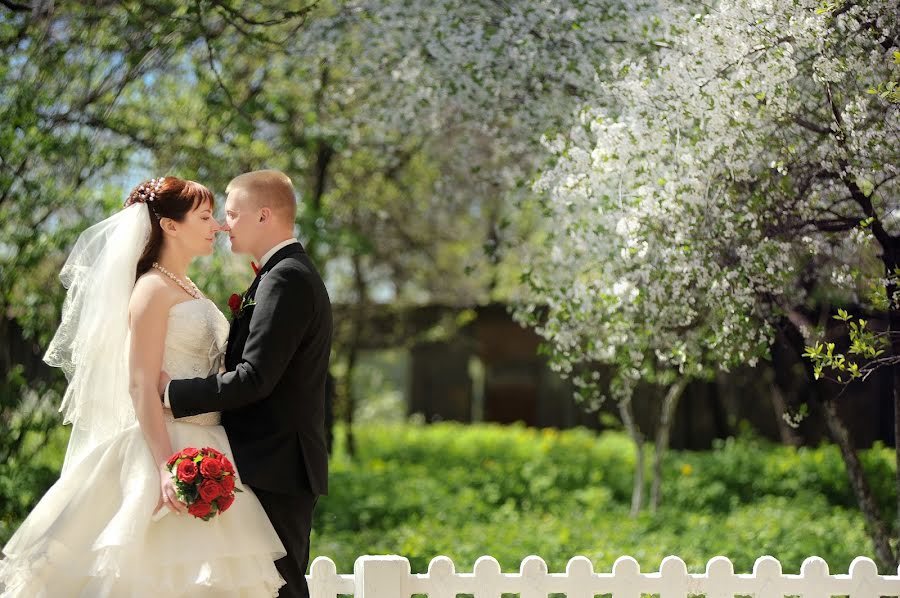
769 385 802 447
785 310 897 568
651 379 686 511
325 373 336 455
842 166 900 563
619 396 644 516
822 400 896 569
882 243 900 562
342 344 358 459
341 249 369 459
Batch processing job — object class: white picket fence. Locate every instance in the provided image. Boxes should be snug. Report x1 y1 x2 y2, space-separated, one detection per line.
305 554 900 597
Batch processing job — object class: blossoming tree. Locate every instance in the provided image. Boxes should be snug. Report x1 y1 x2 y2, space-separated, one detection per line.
524 0 899 566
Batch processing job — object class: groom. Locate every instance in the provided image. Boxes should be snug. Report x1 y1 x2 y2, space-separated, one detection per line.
161 169 332 598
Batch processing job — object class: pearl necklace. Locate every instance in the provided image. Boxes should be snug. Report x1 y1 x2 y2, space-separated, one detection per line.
152 262 202 299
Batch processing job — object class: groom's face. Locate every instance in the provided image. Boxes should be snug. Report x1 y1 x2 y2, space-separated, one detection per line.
222 191 260 255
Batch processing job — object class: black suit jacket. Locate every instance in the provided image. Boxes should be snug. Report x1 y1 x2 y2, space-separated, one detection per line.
169 243 332 496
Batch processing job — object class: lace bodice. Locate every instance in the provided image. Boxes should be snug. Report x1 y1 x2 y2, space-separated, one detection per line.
162 298 229 426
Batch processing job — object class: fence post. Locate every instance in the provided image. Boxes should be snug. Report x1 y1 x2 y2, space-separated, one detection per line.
354 555 411 598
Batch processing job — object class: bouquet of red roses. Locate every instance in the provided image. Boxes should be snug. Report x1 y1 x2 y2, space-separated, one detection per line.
164 446 242 520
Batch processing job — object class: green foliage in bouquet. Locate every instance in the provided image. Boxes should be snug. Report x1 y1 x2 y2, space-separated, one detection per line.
166 447 243 521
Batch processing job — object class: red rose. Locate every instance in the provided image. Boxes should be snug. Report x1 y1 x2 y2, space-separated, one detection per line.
218 456 235 475
216 492 235 513
198 479 224 502
181 447 200 459
165 451 180 467
199 457 223 479
220 474 235 494
188 500 212 519
176 459 198 483
228 293 242 316
201 447 224 459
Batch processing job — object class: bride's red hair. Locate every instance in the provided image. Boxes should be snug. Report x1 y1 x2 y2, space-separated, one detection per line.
124 176 215 279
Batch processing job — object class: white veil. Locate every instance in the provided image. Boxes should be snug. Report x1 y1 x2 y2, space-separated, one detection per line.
44 202 151 474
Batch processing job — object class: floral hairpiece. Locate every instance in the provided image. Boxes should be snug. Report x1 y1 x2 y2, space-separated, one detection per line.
126 177 166 219
137 177 165 203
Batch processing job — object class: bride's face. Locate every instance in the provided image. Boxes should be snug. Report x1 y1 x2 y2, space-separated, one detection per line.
172 198 219 257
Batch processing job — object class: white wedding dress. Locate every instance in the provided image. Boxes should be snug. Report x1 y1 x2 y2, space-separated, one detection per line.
0 298 286 597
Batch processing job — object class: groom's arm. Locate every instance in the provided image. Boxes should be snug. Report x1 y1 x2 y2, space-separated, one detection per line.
168 262 313 418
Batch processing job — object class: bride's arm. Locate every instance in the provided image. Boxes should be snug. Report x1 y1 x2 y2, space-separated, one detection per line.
128 278 186 514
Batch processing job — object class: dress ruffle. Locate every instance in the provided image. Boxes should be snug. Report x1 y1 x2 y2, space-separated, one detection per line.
1 421 286 597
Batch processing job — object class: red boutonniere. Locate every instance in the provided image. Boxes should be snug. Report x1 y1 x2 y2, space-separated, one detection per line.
228 293 241 316
228 293 256 317
251 261 260 275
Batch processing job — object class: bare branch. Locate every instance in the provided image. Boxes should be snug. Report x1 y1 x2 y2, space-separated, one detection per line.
792 115 832 135
805 217 864 232
0 0 30 12
209 0 315 27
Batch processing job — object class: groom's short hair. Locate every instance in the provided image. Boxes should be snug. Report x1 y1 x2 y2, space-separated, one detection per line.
226 170 297 224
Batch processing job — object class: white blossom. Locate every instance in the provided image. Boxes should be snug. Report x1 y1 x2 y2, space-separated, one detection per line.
517 0 900 398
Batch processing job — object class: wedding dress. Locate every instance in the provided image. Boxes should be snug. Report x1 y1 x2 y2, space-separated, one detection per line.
0 297 286 597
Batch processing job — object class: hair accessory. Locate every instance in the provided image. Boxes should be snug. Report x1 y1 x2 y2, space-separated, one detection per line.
137 177 165 203
126 177 166 219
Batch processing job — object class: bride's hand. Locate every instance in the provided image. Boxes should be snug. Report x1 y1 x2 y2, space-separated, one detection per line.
155 464 187 515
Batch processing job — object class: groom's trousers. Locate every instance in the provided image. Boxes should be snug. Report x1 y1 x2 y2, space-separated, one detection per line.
252 485 319 598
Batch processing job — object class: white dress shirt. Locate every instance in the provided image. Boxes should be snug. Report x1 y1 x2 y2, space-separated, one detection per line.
163 238 300 408
257 238 299 269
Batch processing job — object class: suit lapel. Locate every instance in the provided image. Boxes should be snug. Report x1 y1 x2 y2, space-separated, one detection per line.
224 243 306 365
256 242 305 280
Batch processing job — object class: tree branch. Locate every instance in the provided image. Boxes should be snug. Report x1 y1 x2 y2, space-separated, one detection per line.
804 217 864 232
0 0 30 12
824 82 895 248
200 31 255 125
209 0 315 27
700 35 795 90
0 157 29 209
792 115 832 135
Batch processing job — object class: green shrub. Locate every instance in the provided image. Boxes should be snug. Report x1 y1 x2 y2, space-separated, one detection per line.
2 421 890 574
310 423 890 573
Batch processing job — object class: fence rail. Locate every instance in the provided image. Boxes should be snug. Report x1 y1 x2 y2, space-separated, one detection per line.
306 554 900 597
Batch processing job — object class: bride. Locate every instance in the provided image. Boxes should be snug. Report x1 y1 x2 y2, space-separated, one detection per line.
0 177 285 596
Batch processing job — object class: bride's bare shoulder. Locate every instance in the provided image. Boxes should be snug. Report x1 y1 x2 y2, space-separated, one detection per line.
130 271 179 316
